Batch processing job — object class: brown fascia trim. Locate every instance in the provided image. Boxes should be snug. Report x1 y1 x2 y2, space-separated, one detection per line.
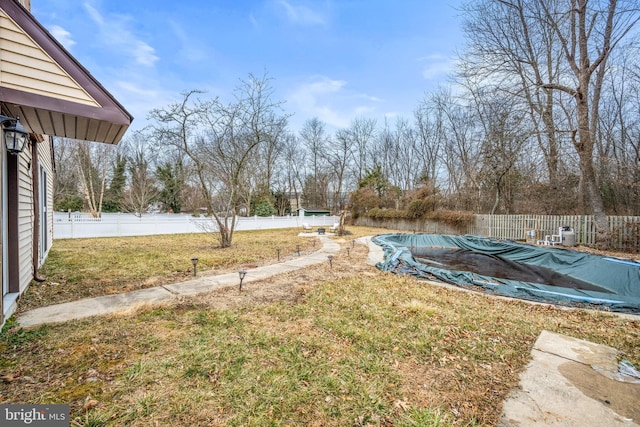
0 86 131 125
0 0 133 123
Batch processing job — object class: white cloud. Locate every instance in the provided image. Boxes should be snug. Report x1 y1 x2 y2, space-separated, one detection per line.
287 76 380 129
290 76 346 104
83 2 104 26
288 76 347 127
249 13 260 29
130 41 158 67
275 0 327 26
112 80 177 132
168 20 207 62
419 54 454 80
49 25 75 50
83 2 159 67
354 105 375 116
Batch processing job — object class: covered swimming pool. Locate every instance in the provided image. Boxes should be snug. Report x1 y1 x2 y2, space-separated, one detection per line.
372 234 640 314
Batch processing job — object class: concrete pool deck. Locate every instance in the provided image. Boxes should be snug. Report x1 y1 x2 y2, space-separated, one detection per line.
498 330 639 426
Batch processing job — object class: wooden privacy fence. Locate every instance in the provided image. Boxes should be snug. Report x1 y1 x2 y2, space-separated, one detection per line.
356 214 640 249
470 214 639 246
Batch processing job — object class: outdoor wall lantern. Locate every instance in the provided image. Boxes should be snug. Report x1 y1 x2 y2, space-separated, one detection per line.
1 115 29 155
239 270 247 291
191 257 199 276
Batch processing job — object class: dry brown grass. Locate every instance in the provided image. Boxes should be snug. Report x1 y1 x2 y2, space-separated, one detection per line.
19 227 391 312
2 227 638 426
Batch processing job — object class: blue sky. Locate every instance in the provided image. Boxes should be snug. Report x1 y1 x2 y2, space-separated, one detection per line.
31 0 465 133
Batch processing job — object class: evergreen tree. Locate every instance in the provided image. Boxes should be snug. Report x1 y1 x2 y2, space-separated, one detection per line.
103 154 127 212
156 160 184 213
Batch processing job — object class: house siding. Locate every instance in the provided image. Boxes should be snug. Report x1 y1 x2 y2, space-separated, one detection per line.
39 137 53 264
17 144 31 293
0 9 100 107
0 0 130 327
3 135 54 315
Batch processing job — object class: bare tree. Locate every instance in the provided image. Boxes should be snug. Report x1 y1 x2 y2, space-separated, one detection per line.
75 140 116 217
473 91 531 213
52 137 82 210
327 128 353 212
149 73 288 247
347 117 377 183
459 0 565 192
414 95 444 188
539 0 640 243
598 49 640 213
460 0 640 244
282 133 306 212
123 136 158 216
299 117 329 208
376 117 422 192
431 89 482 210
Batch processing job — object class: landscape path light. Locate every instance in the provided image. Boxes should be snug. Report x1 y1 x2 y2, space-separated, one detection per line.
239 270 247 291
296 244 301 256
346 247 350 257
191 257 199 277
327 255 333 268
276 247 281 261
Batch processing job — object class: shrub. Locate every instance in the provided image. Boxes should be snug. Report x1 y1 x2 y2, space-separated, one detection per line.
407 199 430 219
425 209 474 227
253 199 276 217
366 208 407 220
54 195 84 212
350 187 380 219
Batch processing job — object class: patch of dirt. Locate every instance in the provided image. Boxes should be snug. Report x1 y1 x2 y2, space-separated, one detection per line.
179 243 376 310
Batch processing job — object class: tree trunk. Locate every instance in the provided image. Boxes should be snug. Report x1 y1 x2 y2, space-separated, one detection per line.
576 88 608 247
578 148 609 246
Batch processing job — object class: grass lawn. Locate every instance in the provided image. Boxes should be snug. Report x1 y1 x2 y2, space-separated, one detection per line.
1 226 639 426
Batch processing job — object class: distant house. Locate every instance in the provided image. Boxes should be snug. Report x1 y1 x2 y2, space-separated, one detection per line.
297 208 331 217
0 0 132 326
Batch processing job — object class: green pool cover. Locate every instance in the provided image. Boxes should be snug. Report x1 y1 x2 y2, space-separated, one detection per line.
372 233 640 314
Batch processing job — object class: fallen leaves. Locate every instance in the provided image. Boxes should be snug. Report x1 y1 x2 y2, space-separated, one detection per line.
82 397 99 412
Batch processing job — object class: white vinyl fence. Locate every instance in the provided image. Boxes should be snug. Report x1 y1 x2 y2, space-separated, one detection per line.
53 212 340 239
